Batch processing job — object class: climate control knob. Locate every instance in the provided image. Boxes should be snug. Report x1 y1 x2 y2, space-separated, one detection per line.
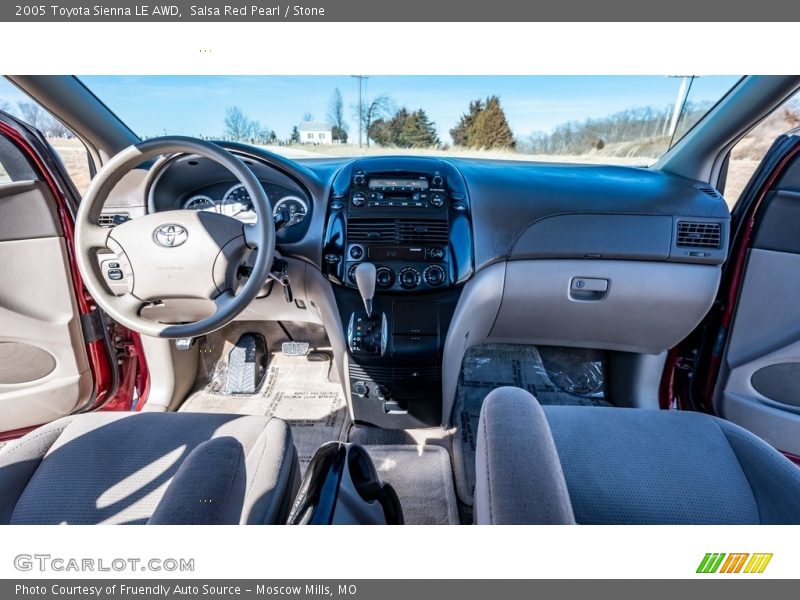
376 266 395 288
430 193 445 208
399 267 420 289
432 175 443 187
352 192 366 207
423 264 446 287
429 247 445 260
347 264 358 284
354 174 366 186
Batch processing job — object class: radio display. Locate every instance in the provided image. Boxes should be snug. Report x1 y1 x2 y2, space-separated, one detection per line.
369 178 428 190
368 246 425 261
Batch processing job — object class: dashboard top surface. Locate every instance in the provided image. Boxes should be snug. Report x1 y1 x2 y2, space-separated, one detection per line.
127 149 730 273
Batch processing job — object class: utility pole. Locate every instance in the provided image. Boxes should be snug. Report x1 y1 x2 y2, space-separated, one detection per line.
352 75 368 147
667 75 696 139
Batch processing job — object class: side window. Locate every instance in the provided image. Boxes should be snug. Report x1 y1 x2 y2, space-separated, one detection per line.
725 90 800 208
0 135 38 184
0 77 92 194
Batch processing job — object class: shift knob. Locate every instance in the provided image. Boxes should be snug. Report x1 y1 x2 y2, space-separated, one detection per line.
354 262 377 318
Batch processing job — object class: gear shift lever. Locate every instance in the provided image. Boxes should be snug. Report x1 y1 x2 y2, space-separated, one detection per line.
354 263 376 318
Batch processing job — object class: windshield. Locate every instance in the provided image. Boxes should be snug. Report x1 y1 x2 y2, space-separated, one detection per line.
80 75 739 165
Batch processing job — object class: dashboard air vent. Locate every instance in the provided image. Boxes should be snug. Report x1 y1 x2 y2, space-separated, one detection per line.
397 220 449 244
98 213 130 227
696 185 723 200
347 220 396 243
676 221 722 249
347 219 448 244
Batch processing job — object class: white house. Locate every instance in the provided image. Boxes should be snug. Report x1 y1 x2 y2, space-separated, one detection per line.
299 121 333 145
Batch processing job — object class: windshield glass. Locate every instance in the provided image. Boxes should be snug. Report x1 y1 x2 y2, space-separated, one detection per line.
80 75 740 165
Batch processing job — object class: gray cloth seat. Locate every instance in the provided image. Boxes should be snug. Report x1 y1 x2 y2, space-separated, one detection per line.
475 387 800 524
0 412 300 524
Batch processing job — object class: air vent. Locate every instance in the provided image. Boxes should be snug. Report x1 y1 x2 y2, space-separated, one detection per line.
98 212 130 227
347 219 448 245
676 221 722 249
397 220 449 244
347 220 396 243
696 185 723 200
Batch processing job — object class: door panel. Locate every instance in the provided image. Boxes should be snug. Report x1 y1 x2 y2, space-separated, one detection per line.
715 148 800 455
0 179 92 431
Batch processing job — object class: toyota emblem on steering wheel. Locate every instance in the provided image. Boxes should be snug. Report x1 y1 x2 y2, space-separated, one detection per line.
153 224 188 247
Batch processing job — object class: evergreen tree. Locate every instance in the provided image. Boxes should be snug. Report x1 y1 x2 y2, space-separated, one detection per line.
398 109 439 147
450 100 484 147
467 96 515 149
370 108 439 148
290 125 300 143
369 107 409 146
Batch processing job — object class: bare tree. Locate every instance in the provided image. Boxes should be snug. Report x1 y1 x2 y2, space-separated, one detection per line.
18 102 47 130
327 88 348 143
354 94 393 148
302 112 314 122
45 117 72 138
224 106 251 141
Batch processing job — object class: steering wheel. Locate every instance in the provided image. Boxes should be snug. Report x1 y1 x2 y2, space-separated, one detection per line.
75 136 275 338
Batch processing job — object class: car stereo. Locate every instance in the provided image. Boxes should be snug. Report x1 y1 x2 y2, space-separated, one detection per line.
322 158 473 294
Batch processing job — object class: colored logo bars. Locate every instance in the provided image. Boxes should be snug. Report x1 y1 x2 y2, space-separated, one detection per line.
696 553 773 574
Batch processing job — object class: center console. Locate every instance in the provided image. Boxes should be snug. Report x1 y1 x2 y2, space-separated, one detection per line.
323 157 473 428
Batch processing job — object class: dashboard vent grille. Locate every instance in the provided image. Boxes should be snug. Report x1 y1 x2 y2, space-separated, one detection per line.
98 212 130 227
347 219 448 244
676 221 722 249
696 185 723 200
346 220 397 242
397 220 449 244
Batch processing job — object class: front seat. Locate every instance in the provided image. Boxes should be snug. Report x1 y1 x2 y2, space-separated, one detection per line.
475 387 800 524
0 412 300 524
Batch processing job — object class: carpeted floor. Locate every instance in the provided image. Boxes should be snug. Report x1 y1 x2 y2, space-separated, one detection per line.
453 344 611 507
364 445 459 525
179 322 349 474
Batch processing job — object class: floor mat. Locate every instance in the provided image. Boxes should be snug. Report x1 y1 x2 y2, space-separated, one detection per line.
453 344 611 507
365 445 459 525
179 322 349 474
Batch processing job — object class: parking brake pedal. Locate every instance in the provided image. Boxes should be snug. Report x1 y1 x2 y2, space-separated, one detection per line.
225 333 268 394
281 341 310 357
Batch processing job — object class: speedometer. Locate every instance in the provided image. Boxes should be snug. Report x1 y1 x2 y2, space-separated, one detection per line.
221 184 256 221
184 195 215 211
273 195 308 227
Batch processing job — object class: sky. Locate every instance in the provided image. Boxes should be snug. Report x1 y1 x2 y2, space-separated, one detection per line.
3 75 741 144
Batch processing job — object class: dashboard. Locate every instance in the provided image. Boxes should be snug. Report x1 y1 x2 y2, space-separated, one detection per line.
99 143 731 429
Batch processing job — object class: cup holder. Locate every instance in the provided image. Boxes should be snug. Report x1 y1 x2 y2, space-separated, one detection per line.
287 442 404 525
